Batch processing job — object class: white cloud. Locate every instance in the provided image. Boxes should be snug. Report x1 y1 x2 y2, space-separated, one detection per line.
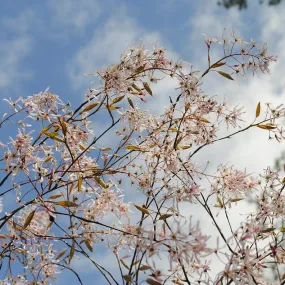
0 10 34 93
48 0 101 31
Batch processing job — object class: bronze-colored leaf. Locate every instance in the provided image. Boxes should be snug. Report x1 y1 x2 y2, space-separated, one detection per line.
48 194 63 200
127 97 134 109
78 176 82 192
229 198 244 202
125 145 142 151
217 71 234 80
40 124 53 135
80 102 99 114
94 176 108 189
143 82 153 96
146 279 162 285
107 104 120 110
69 241 75 264
211 62 226 68
85 240 93 252
56 249 68 260
260 228 275 233
23 210 36 229
257 123 277 130
112 95 125 104
120 259 130 269
139 265 152 271
123 275 132 282
134 204 150 215
54 201 79 207
158 214 173 220
256 102 261 118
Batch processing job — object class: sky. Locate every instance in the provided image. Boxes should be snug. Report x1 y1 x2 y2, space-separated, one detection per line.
1 0 285 284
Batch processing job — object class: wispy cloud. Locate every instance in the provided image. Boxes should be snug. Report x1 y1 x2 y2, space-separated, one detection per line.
0 10 34 94
47 0 101 32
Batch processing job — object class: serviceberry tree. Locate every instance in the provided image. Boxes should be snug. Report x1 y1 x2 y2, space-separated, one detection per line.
0 30 284 285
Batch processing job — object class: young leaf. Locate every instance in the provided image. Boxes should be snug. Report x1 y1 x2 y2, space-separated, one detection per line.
123 275 132 282
23 210 36 229
260 228 275 233
257 123 277 130
40 124 53 135
143 82 153 96
134 204 150 215
120 259 130 269
48 194 63 200
127 97 134 109
80 102 99 114
217 71 234 80
125 145 142 151
54 201 79 207
69 241 75 264
56 249 68 260
107 105 120 110
177 145 191 150
230 198 244 202
256 102 261 118
131 83 142 92
158 213 173 220
85 240 93 252
139 265 152 271
94 176 108 189
211 62 226 68
78 176 82 192
112 95 125 104
146 279 162 285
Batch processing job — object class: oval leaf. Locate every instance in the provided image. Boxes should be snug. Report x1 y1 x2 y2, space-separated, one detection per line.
78 176 82 192
80 103 99 114
143 82 153 96
217 71 234 80
56 248 68 260
54 201 79 207
211 62 226 68
146 279 162 285
158 214 173 220
127 97 134 109
23 210 36 229
134 204 150 215
256 102 261 118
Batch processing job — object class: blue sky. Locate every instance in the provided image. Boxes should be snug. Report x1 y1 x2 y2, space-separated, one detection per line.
1 1 285 284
